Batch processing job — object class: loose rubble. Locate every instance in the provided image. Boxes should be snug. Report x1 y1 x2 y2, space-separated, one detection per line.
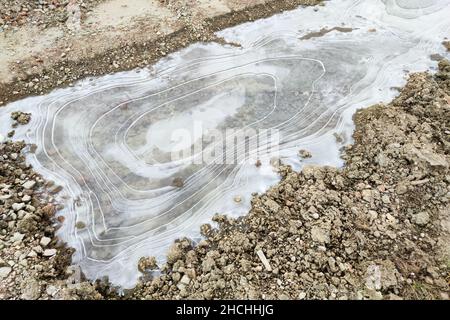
0 140 114 300
0 0 104 30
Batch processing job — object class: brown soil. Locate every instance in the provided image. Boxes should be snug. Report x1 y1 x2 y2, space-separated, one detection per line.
0 0 321 106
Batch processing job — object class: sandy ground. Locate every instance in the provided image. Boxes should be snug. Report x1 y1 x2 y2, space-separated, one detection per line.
0 0 321 105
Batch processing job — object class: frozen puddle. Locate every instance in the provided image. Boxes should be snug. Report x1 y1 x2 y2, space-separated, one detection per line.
1 0 450 288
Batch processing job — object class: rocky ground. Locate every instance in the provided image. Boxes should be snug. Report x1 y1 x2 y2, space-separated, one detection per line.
0 0 106 29
0 0 322 106
0 129 110 299
2 59 448 300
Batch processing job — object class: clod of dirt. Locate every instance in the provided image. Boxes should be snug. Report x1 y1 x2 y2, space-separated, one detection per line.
11 111 31 126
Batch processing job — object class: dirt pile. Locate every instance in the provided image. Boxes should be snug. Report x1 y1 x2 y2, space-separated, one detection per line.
130 61 450 300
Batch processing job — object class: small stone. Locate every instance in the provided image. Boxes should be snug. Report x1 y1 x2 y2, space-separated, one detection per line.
27 251 37 258
137 256 157 272
0 266 12 279
412 212 430 226
233 195 242 203
362 189 373 202
22 195 31 202
298 149 312 159
12 202 25 211
172 177 184 188
381 195 390 204
21 278 41 300
172 272 181 283
43 249 57 257
396 183 408 195
46 285 58 297
202 257 215 273
264 199 280 213
11 232 25 242
39 236 51 247
33 246 43 254
22 180 36 189
440 292 449 300
42 204 56 217
167 243 183 264
75 221 86 229
180 274 191 285
311 226 330 244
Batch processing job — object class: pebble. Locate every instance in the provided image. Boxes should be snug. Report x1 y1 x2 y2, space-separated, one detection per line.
381 195 391 204
413 212 430 226
20 278 41 300
39 236 51 247
298 149 312 159
179 274 191 285
12 202 25 211
33 245 43 254
0 266 12 279
22 180 36 189
11 232 24 242
46 285 58 297
311 226 330 244
43 249 57 257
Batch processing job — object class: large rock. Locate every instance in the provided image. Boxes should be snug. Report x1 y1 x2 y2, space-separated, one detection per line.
404 145 448 169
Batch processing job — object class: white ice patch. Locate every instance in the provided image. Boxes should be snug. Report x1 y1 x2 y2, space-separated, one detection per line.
1 0 449 288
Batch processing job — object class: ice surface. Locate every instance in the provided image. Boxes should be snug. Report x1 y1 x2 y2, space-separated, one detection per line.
1 0 449 287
